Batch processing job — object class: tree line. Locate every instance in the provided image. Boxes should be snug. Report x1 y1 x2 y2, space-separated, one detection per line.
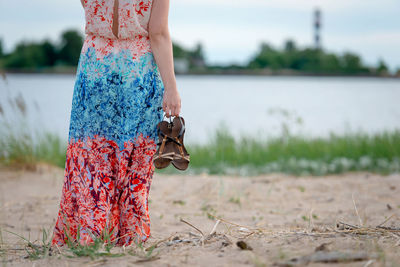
0 30 83 70
210 40 392 76
0 29 395 76
245 40 390 75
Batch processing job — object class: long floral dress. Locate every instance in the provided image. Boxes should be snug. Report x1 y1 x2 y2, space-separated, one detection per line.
51 0 164 247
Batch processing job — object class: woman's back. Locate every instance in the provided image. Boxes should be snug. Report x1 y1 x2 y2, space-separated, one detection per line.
83 0 152 39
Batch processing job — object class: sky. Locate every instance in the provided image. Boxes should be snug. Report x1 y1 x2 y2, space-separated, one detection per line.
1 0 400 71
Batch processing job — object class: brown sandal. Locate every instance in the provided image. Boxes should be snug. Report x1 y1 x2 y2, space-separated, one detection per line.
153 120 175 169
170 116 190 170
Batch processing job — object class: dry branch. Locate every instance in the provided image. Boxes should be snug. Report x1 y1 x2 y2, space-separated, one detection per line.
180 218 204 237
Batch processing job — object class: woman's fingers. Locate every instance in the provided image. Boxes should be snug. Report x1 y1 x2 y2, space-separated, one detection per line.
172 106 178 117
173 104 181 117
175 105 180 116
163 101 170 117
163 103 180 117
165 106 171 117
162 106 167 116
162 89 181 117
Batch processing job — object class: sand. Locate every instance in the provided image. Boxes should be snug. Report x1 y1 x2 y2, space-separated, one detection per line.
0 165 399 266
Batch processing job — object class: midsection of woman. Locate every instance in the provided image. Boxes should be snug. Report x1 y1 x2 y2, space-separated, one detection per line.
70 0 163 147
51 0 168 247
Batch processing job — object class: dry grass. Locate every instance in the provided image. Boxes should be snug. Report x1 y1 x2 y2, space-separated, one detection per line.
4 211 399 264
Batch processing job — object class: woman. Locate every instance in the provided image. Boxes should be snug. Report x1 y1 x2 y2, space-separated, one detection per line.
51 0 181 246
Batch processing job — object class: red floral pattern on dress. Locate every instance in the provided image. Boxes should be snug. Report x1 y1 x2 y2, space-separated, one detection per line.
83 0 153 40
82 0 153 61
134 1 150 16
82 33 152 61
51 133 157 246
83 0 115 39
119 0 152 40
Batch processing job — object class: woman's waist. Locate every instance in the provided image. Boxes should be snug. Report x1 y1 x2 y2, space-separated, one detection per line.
81 33 153 60
85 32 150 43
84 21 149 41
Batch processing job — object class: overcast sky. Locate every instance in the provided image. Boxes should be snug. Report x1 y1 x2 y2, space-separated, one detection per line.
1 0 399 70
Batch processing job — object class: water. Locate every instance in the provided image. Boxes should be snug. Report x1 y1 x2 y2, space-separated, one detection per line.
1 73 399 144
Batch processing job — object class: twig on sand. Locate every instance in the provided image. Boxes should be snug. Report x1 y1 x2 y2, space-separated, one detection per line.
206 213 260 232
337 221 360 230
205 213 265 240
145 233 176 251
352 193 363 227
308 208 315 232
180 218 204 237
363 260 375 267
179 218 205 246
335 219 400 240
179 218 223 246
209 220 220 236
376 214 398 227
242 231 255 239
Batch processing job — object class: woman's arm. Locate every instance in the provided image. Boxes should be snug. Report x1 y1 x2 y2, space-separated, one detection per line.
80 0 85 8
148 0 181 117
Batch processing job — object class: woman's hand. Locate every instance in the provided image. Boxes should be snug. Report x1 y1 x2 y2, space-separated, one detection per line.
163 87 181 117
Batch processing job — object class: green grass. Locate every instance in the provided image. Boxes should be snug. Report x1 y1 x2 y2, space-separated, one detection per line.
5 228 53 260
159 125 400 176
0 128 66 170
63 226 124 259
1 124 400 176
0 92 65 170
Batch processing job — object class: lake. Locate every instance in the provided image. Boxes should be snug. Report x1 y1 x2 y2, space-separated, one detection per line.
1 74 399 144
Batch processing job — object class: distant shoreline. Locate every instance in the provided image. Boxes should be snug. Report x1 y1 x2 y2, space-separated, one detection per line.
2 68 399 79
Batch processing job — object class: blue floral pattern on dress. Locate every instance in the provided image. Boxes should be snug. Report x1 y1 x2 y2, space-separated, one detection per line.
68 47 164 149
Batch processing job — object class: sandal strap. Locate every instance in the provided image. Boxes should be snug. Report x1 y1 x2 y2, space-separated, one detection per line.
154 153 174 160
158 135 168 155
156 131 182 156
174 136 185 157
173 153 190 161
177 117 185 138
158 131 182 146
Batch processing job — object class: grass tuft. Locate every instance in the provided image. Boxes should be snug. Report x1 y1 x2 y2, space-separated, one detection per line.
5 228 53 260
3 226 156 261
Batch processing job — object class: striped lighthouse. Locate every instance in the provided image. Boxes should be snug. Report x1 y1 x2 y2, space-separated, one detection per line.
314 8 322 50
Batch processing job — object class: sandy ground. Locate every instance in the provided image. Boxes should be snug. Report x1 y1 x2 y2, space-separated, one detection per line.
0 166 399 266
